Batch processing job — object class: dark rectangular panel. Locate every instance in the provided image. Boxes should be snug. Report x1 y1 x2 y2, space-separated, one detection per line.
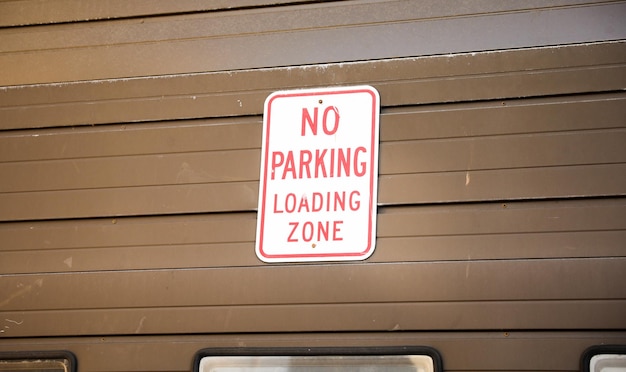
1 332 625 372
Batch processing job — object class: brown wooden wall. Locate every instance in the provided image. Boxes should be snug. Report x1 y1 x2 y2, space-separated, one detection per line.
1 1 625 371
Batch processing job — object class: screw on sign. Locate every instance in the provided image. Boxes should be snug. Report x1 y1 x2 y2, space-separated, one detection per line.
255 86 380 263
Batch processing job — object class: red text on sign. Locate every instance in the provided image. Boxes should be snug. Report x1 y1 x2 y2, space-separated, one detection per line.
301 106 340 136
287 220 343 242
271 147 367 180
273 191 361 213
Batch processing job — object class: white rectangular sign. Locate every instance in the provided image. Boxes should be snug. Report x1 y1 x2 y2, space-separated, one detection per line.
255 85 380 262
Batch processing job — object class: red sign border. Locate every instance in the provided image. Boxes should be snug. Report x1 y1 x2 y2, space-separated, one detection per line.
256 86 380 262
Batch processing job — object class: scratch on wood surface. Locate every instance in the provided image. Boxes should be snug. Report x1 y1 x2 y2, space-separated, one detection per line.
135 316 147 333
0 278 43 308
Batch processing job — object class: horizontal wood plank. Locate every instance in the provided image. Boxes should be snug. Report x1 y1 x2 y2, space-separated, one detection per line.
0 0 610 36
1 42 624 130
379 164 626 204
2 93 623 162
1 164 623 221
1 2 624 86
0 0 319 27
0 117 262 162
376 199 626 238
3 42 624 110
381 129 626 174
0 150 261 193
0 301 624 338
2 231 626 274
1 199 624 273
381 93 626 142
0 259 624 339
0 181 259 221
1 90 623 220
3 129 623 192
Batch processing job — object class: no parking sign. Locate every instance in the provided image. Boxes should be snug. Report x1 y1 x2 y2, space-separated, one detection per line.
255 86 380 263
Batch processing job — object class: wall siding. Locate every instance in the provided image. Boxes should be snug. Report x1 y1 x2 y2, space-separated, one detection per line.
0 1 625 371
